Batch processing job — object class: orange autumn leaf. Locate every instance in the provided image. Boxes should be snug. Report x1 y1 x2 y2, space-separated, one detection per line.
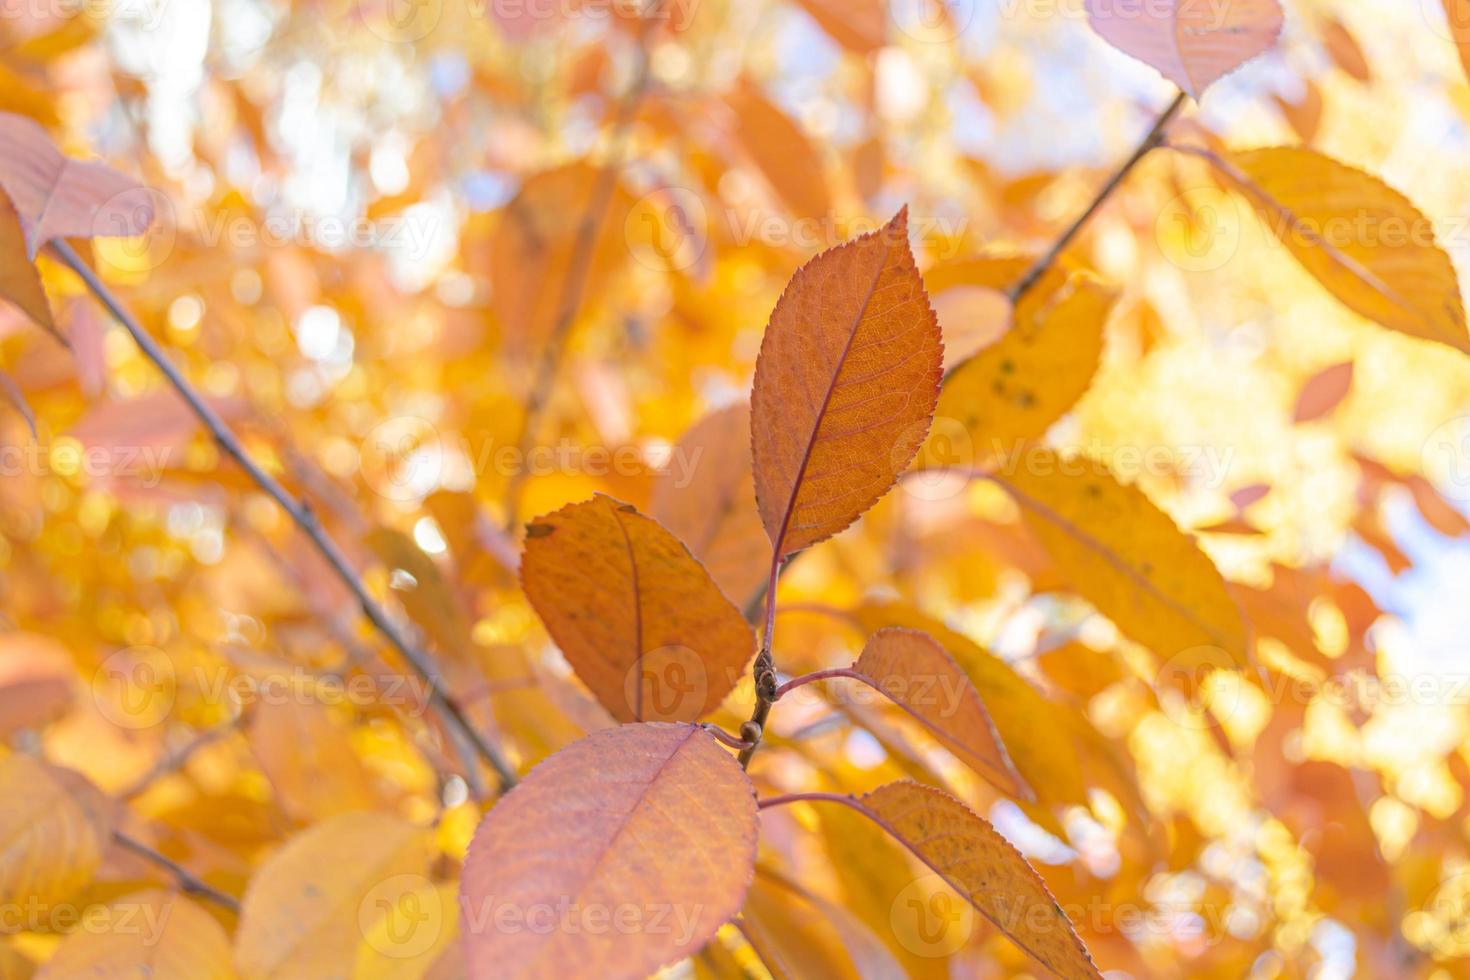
1293 360 1355 423
0 112 156 257
461 724 757 980
810 627 1025 797
724 81 832 223
751 208 943 560
651 404 768 609
520 494 755 722
790 0 886 54
777 782 1102 980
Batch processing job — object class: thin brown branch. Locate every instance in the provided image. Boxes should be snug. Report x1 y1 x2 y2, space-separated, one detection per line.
502 4 665 530
1002 89 1187 307
51 240 517 795
112 831 241 913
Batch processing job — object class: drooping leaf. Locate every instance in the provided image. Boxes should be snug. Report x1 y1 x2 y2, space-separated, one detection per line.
460 724 757 980
0 112 156 257
851 601 1088 828
751 208 943 560
1214 147 1470 353
841 627 1025 797
520 494 756 722
929 273 1115 464
799 782 1102 980
651 404 768 608
234 812 435 979
1084 0 1283 98
0 193 54 333
992 449 1251 675
725 80 832 223
0 756 111 916
1292 360 1355 423
37 890 234 980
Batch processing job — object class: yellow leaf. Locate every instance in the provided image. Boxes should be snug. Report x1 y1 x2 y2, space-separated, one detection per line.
993 449 1251 674
38 890 234 980
234 813 435 979
929 273 1115 466
0 756 111 922
1217 146 1470 353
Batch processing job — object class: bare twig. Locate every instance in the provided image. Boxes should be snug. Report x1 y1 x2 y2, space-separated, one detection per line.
51 240 517 795
112 831 241 913
1003 90 1187 306
503 3 666 529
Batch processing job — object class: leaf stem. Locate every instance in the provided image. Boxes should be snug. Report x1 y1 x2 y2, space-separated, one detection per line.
51 240 517 796
112 830 241 913
771 667 861 700
1003 89 1187 305
736 553 783 768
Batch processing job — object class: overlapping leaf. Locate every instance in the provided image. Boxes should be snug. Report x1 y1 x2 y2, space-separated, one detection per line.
38 890 234 979
651 404 768 608
520 494 755 722
461 724 757 980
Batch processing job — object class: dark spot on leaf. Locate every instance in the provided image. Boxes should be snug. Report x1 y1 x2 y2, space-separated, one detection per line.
525 523 555 538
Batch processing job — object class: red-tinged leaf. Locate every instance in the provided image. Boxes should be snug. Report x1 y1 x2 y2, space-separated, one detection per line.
0 192 55 334
521 494 755 723
1084 0 1283 98
1293 360 1355 423
766 782 1101 980
1230 484 1271 509
0 112 156 257
651 404 768 609
461 724 758 980
751 208 943 560
810 627 1025 797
